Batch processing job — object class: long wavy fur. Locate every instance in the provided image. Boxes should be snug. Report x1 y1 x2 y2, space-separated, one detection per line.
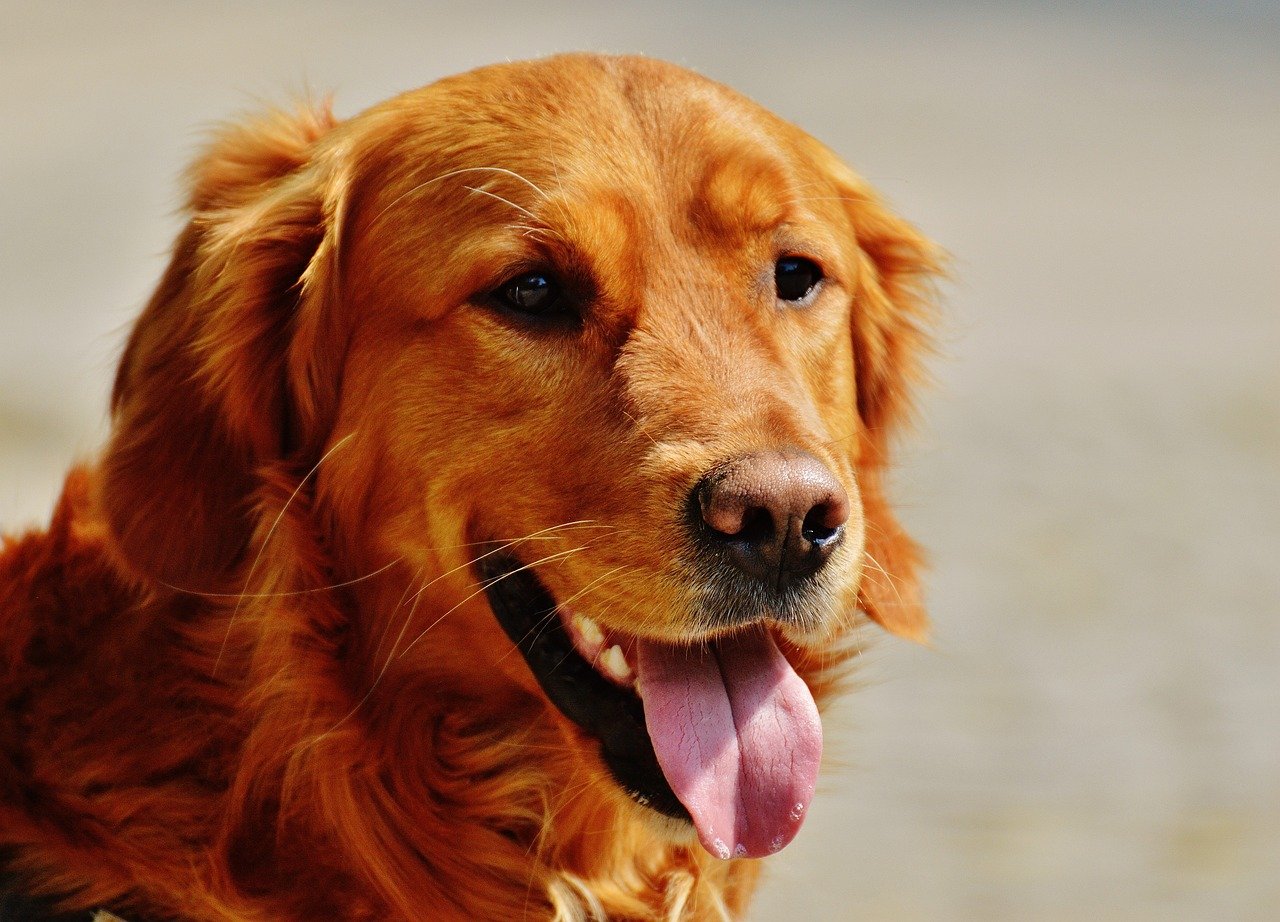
0 54 937 920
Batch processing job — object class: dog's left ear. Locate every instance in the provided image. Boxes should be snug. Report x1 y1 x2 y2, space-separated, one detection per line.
811 147 942 643
98 103 349 587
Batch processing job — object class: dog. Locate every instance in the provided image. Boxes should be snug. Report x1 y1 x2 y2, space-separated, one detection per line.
0 54 938 921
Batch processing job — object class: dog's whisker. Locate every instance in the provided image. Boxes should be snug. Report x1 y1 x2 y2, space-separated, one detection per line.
400 522 604 610
484 738 582 755
860 550 909 611
511 606 563 665
368 564 425 672
304 564 432 748
521 761 592 915
510 222 549 241
317 525 602 736
783 194 879 207
468 165 553 201
528 772 597 864
338 522 613 707
498 566 637 670
403 522 615 557
541 142 577 233
545 775 598 827
517 558 637 671
553 565 632 613
395 544 592 662
578 589 647 639
463 184 541 223
619 409 661 449
161 556 401 600
541 567 634 674
213 431 355 677
367 165 552 235
858 516 903 541
785 177 837 194
816 426 861 453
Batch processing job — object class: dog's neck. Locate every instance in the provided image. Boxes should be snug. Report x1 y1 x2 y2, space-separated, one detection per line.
0 468 757 920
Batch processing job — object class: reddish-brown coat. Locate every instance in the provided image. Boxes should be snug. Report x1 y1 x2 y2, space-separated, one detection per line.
0 54 938 920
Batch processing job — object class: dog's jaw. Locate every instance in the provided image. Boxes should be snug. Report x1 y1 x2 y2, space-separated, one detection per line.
476 546 825 860
477 549 691 822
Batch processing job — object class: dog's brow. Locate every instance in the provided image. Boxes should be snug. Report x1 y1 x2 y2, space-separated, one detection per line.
690 154 793 241
368 165 552 233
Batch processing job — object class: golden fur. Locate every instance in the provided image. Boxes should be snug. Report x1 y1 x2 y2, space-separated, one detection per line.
0 54 938 920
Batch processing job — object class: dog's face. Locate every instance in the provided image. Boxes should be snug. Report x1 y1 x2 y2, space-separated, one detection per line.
99 55 936 865
339 61 869 634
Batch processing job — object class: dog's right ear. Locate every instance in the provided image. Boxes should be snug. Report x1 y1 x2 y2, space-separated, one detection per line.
840 177 940 644
98 103 347 588
797 136 941 644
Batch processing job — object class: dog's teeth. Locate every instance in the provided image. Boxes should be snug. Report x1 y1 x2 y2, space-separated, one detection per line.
600 644 632 683
573 614 604 648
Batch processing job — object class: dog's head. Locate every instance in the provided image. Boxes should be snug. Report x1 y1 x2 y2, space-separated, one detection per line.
99 55 937 863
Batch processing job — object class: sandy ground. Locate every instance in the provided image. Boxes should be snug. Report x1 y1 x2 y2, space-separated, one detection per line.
2 3 1277 919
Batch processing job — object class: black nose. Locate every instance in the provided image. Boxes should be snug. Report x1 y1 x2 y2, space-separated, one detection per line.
693 449 849 588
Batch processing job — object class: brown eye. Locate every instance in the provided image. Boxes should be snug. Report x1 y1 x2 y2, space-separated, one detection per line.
775 257 822 303
495 272 559 315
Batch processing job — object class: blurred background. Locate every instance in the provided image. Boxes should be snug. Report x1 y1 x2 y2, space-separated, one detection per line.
1 2 1276 919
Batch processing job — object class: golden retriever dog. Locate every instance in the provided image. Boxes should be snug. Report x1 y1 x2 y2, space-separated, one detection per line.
0 54 938 921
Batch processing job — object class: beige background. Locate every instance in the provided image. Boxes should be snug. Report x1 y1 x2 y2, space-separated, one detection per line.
2 3 1277 919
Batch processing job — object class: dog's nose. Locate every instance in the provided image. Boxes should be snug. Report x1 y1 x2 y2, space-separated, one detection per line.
694 449 849 587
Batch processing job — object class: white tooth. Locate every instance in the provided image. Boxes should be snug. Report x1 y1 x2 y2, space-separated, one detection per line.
573 614 604 648
600 644 632 682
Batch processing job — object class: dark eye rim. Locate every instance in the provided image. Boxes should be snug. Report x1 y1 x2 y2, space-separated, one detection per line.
774 255 824 304
485 269 580 327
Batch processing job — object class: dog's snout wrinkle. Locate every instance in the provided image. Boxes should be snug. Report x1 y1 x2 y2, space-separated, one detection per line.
694 449 848 590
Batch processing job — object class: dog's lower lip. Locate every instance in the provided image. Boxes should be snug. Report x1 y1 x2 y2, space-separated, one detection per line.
476 550 689 823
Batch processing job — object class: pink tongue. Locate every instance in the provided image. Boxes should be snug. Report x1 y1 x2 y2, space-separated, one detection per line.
636 629 822 859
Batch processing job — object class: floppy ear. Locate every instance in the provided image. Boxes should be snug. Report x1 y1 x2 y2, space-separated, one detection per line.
98 103 347 587
836 169 941 643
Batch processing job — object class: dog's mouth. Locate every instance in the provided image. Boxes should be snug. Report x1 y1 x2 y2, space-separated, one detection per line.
478 552 823 860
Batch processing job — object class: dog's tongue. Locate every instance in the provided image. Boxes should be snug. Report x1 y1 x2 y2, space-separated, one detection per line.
636 629 822 859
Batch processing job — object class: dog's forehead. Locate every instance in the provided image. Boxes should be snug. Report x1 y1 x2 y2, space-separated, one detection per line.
346 55 842 313
363 55 818 225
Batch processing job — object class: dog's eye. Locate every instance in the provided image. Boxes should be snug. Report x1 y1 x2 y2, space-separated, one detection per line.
494 272 561 316
774 257 822 303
